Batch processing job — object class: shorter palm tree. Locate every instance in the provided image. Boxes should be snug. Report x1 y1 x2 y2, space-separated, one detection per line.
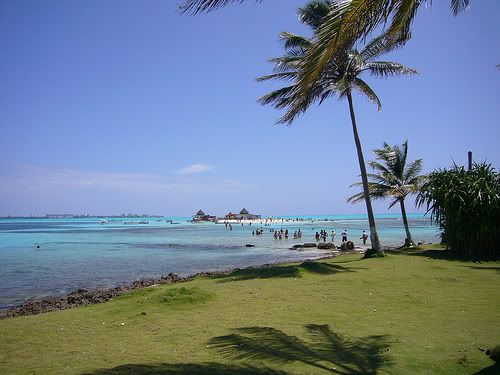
348 141 424 246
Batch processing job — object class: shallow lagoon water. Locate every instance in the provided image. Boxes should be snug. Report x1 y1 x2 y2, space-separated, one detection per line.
0 214 439 308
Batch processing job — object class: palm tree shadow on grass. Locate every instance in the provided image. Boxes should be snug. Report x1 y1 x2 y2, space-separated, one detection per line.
82 324 390 375
208 324 392 374
82 363 287 375
472 363 500 375
213 261 363 283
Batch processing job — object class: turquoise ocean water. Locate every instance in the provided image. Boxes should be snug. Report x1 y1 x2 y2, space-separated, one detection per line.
0 214 439 308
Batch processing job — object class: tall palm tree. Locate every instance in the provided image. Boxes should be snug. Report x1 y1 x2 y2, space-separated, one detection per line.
180 0 470 103
181 0 470 35
257 1 417 254
348 141 425 246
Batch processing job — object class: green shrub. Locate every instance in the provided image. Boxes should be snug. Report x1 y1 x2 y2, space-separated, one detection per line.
417 163 500 258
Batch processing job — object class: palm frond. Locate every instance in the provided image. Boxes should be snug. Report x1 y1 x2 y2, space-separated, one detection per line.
181 0 470 105
280 32 312 50
366 61 418 78
256 71 297 82
347 191 366 204
369 157 393 175
318 86 337 105
360 32 404 61
277 92 315 125
401 140 408 172
348 182 392 204
372 147 393 163
365 172 393 185
385 0 420 44
180 0 258 15
403 159 423 182
296 0 396 100
258 5 415 128
352 78 382 111
388 197 400 209
267 55 303 73
451 0 470 16
257 85 295 108
298 0 333 31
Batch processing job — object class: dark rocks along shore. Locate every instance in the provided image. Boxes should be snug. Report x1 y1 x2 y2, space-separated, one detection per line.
0 254 352 319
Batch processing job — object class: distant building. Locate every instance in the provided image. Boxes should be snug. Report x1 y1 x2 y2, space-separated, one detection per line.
191 209 216 223
225 208 261 220
45 214 74 219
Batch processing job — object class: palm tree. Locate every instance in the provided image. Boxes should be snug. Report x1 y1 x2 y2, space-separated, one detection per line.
180 0 470 104
257 1 417 254
181 0 470 36
348 141 424 247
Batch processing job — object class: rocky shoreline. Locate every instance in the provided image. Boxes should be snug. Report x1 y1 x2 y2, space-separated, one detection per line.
0 251 357 319
0 273 190 319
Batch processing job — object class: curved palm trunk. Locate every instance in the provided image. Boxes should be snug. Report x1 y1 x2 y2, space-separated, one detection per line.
346 91 381 252
399 198 414 246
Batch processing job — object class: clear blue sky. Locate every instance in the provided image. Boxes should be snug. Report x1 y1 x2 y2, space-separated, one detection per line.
0 0 499 216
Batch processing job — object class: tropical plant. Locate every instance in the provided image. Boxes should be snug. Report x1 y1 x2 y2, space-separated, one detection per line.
417 163 500 258
256 0 417 255
348 141 424 247
180 0 470 105
180 0 470 41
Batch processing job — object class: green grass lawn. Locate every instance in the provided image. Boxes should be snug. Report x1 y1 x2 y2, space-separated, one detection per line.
0 246 498 374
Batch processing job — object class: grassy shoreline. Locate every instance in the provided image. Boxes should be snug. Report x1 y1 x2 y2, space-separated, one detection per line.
0 245 498 374
0 250 350 319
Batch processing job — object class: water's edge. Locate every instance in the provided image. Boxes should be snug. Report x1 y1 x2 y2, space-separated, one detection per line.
0 251 356 319
0 215 439 308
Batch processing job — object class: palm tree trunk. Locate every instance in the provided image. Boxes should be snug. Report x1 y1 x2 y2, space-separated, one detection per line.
346 91 381 252
399 198 413 246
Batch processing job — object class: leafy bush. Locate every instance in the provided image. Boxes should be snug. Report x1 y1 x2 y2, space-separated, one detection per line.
417 163 500 258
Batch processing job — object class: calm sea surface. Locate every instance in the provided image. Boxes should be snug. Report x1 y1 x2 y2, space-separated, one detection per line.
0 214 439 308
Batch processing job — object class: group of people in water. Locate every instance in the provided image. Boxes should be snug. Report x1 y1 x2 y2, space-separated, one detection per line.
249 226 369 245
224 219 371 246
314 229 369 244
315 229 337 242
273 228 288 240
252 228 303 240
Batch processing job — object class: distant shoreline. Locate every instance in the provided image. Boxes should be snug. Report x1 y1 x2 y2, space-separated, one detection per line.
0 213 429 220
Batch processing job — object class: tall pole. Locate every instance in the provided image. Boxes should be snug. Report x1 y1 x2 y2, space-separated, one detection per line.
468 151 473 171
